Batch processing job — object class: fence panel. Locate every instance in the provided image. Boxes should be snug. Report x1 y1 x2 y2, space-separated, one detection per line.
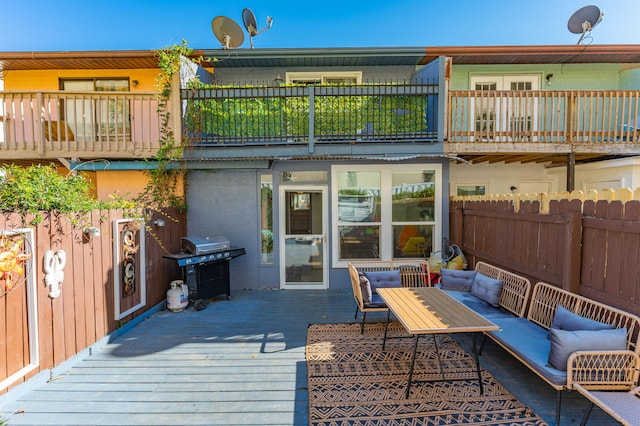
0 208 185 392
452 196 640 317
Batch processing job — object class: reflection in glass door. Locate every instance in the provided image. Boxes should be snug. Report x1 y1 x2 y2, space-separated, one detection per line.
279 186 327 289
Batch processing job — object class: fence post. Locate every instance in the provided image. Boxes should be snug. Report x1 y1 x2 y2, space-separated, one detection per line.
562 211 582 292
308 86 315 154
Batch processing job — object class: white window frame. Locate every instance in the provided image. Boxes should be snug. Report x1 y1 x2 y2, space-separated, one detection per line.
470 74 540 140
331 164 443 268
286 71 363 84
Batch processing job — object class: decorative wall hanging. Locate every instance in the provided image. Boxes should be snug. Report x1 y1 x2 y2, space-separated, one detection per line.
0 228 39 391
113 218 146 320
0 231 33 294
44 250 66 299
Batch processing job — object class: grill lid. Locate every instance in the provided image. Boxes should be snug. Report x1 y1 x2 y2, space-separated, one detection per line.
182 235 230 255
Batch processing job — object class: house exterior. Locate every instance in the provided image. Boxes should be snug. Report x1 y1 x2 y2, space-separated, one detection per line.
2 44 640 293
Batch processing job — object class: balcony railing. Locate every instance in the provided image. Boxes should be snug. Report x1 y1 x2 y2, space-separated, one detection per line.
0 91 162 159
448 90 640 153
181 83 439 146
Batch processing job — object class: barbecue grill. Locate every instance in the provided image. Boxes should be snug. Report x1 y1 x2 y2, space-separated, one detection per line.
164 235 246 310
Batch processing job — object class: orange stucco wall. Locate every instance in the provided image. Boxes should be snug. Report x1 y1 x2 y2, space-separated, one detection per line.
3 67 181 201
3 68 160 91
93 170 184 201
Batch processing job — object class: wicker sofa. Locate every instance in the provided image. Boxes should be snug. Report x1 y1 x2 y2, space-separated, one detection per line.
348 260 430 332
437 262 640 424
484 281 640 425
438 261 532 319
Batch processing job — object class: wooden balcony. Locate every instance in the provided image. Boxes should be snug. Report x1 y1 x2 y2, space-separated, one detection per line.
0 91 162 160
447 90 640 156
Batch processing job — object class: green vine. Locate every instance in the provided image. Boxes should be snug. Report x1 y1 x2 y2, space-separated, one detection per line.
0 164 137 226
135 40 204 213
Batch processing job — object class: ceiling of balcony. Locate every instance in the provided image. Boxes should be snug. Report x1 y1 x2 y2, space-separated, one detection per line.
456 153 627 166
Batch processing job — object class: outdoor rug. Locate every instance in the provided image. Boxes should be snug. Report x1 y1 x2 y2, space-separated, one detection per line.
306 322 547 425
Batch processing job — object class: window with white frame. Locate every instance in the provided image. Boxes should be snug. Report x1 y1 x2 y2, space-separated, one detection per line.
332 164 442 267
286 71 362 85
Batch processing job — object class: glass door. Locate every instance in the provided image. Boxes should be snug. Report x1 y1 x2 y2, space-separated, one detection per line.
279 186 328 289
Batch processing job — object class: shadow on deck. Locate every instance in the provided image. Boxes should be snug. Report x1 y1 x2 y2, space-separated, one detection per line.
1 289 619 425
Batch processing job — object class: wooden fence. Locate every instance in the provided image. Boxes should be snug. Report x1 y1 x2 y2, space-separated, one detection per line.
0 208 185 392
450 197 640 317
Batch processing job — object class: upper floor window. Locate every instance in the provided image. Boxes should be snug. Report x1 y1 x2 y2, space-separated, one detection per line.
60 78 131 142
286 71 362 85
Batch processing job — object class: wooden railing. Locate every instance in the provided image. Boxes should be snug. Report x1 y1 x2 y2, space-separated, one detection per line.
182 83 439 145
448 90 640 153
0 91 162 159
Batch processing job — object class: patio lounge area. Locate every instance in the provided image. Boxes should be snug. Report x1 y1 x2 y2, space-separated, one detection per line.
0 289 620 425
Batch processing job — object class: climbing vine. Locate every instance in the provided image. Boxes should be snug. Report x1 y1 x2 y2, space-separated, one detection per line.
135 40 204 212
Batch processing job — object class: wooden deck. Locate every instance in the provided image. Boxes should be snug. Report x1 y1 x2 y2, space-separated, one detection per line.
0 289 620 425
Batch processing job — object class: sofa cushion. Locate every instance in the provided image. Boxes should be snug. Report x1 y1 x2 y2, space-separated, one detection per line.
550 305 615 332
443 288 515 319
364 270 402 293
440 269 477 291
471 273 503 307
548 328 627 371
488 317 568 386
358 274 372 304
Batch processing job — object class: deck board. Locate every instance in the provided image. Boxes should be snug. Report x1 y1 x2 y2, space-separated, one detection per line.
0 289 621 425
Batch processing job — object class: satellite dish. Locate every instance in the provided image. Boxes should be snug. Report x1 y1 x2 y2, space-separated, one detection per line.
242 8 273 49
212 16 244 49
568 5 604 45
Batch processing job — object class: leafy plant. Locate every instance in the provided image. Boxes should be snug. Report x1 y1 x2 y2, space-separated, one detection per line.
0 164 136 225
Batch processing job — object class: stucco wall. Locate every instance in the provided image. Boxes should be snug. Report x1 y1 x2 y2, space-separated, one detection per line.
449 63 624 90
186 169 262 290
4 69 159 91
211 65 419 84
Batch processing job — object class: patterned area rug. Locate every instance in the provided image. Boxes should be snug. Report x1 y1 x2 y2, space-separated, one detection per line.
307 322 547 425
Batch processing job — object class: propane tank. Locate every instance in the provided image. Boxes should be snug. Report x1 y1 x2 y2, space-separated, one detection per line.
167 280 189 311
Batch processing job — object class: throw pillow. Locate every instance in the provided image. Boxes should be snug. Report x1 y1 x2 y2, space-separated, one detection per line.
358 274 372 304
548 327 627 371
440 269 477 291
470 273 503 307
551 305 615 332
364 270 402 293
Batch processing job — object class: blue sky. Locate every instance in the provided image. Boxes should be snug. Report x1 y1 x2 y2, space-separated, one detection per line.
2 0 638 52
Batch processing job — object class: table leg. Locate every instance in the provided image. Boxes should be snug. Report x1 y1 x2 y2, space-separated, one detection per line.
405 334 419 399
471 332 484 395
432 334 445 381
382 309 391 350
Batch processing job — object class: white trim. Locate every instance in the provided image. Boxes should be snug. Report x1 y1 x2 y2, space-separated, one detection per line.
286 71 362 84
113 219 146 319
0 228 39 391
331 164 443 268
279 185 328 289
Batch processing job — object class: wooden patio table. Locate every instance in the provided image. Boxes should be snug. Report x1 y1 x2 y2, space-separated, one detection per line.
377 287 499 398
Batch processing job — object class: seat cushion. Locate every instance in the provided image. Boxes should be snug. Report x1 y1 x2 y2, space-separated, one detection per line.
440 269 477 291
364 270 402 293
363 293 387 308
488 317 567 386
471 273 503 307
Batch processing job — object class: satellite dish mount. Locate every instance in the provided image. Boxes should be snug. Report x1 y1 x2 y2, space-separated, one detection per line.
567 5 604 45
212 16 245 49
242 8 273 49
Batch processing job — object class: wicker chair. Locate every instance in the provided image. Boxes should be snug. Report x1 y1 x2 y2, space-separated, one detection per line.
567 350 640 426
348 261 430 333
